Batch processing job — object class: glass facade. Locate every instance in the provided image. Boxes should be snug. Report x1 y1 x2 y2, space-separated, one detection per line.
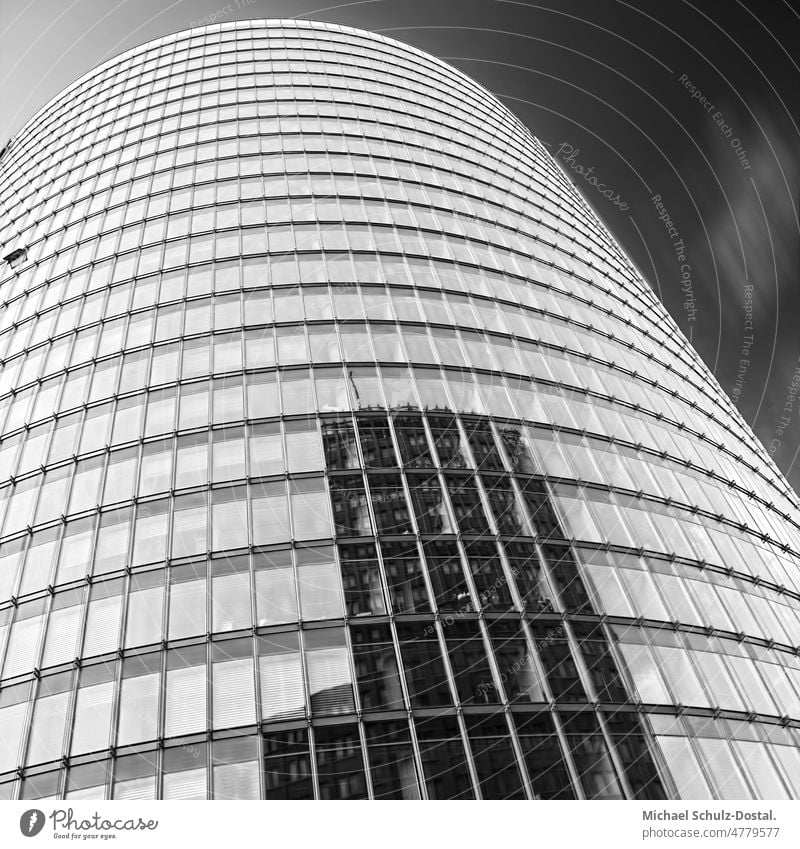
1 18 800 801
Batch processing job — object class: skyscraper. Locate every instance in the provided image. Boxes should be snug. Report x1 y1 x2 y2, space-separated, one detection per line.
1 17 799 801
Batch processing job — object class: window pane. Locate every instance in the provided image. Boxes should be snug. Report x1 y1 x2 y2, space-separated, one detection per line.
258 634 304 720
306 629 355 716
165 647 207 737
212 641 255 728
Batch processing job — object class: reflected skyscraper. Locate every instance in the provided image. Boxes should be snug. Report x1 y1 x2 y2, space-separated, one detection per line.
1 18 800 800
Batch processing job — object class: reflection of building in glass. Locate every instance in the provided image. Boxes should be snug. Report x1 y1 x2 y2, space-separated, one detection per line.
1 18 799 801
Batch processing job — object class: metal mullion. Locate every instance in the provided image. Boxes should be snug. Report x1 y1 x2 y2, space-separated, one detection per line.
547 707 588 800
155 634 169 799
354 713 375 800
252 719 265 801
14 670 45 789
54 663 83 795
204 639 213 800
106 591 127 751
239 409 264 800
454 709 485 801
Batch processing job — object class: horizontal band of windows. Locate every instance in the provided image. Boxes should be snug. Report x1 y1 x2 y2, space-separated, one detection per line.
0 386 783 551
0 301 716 439
5 182 636 324
14 33 533 166
7 164 629 305
0 352 792 533
11 55 539 206
2 247 690 393
0 263 755 469
0 376 793 563
2 603 798 697
0 407 788 573
6 116 613 264
6 108 551 244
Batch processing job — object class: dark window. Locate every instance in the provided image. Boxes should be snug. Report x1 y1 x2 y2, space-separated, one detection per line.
464 713 525 799
337 542 386 615
314 724 368 799
407 472 451 533
500 426 538 473
488 619 546 702
322 420 360 470
481 473 526 535
396 621 452 707
604 712 667 800
542 543 594 612
464 418 504 470
423 539 472 611
531 622 586 702
381 540 431 612
514 712 575 799
464 538 515 611
521 478 564 537
442 620 498 705
365 720 420 799
559 712 624 799
445 473 490 534
428 415 468 468
416 715 474 799
367 473 412 534
350 623 404 711
356 414 397 467
571 622 629 703
503 541 554 611
394 414 434 468
329 473 372 536
263 729 314 799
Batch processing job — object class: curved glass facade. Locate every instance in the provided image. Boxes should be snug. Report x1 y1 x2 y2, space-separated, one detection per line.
1 18 800 801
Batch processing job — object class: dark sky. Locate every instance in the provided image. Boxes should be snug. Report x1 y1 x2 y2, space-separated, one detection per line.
1 0 798 489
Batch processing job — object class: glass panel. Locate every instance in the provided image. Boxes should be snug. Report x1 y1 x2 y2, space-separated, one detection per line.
117 655 159 746
212 640 256 728
263 729 313 800
258 633 304 721
365 720 420 799
305 628 355 716
165 646 207 738
314 724 367 799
